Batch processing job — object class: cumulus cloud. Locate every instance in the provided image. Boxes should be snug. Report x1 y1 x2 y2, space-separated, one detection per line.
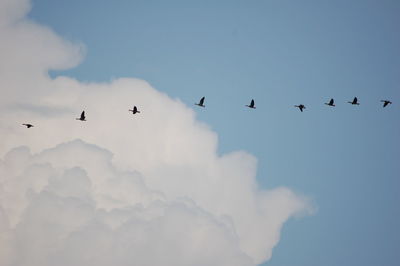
1 141 256 266
0 0 312 265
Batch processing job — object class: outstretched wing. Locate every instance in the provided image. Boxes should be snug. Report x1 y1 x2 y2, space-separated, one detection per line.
199 97 205 105
353 97 358 104
329 99 334 105
81 111 85 120
251 99 255 107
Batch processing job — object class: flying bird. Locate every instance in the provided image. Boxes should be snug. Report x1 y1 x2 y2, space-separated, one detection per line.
294 104 306 112
348 97 360 105
22 123 33 128
325 98 335 107
76 111 86 121
381 100 392 108
129 106 140 114
246 99 256 109
195 97 205 107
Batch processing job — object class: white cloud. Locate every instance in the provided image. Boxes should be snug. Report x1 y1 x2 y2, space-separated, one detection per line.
1 142 256 266
0 0 312 265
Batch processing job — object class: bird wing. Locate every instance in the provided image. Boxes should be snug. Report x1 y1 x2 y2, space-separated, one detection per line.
199 97 205 105
383 102 388 107
353 97 358 104
251 99 254 106
134 106 137 112
81 111 85 119
329 99 334 105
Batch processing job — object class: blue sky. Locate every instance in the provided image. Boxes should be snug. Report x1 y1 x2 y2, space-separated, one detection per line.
28 0 400 265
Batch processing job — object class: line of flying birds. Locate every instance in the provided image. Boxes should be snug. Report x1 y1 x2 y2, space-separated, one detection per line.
21 97 393 128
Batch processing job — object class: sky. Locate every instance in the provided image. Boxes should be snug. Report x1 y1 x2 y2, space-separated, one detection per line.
1 0 400 265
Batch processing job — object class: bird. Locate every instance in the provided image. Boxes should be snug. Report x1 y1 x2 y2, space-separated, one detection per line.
294 104 306 112
381 100 392 108
246 99 256 109
22 123 33 128
348 97 360 105
325 98 335 107
129 106 140 114
195 97 205 107
76 111 86 121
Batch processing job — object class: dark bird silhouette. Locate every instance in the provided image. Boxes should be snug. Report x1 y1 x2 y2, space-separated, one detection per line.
195 97 205 107
381 100 392 108
246 99 256 109
325 98 335 107
348 97 360 105
76 111 86 121
22 123 33 128
129 106 140 114
294 104 306 112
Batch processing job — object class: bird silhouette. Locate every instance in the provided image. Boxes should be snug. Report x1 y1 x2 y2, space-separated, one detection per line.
294 104 306 112
246 99 256 109
325 98 335 107
348 97 360 105
129 106 140 114
76 111 86 121
381 100 392 108
195 97 205 107
22 123 33 128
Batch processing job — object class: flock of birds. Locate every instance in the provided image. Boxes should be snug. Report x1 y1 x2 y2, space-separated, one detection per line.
195 96 393 112
21 96 393 128
195 96 392 112
294 97 392 112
